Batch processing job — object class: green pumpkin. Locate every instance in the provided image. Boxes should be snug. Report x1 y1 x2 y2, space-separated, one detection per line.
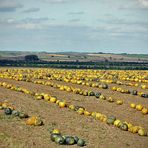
95 92 101 98
132 90 137 95
65 136 75 145
19 112 28 119
55 135 65 145
120 123 128 131
108 115 116 120
0 106 3 110
4 108 12 115
102 84 108 89
50 133 61 142
88 91 95 96
74 136 79 143
77 139 85 147
12 110 20 117
107 116 116 125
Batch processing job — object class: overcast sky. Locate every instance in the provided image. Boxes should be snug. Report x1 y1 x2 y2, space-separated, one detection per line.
0 0 148 53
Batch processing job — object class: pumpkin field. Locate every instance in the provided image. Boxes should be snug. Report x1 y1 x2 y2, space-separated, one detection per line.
0 68 148 148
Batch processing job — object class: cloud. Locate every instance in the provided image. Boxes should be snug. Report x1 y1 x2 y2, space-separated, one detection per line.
0 17 56 30
138 0 148 8
21 17 50 23
22 8 40 13
0 0 23 12
16 23 43 30
117 0 148 10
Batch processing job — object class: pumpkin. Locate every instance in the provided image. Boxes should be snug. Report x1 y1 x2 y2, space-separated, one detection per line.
84 110 91 116
50 97 57 103
55 135 65 145
141 108 148 115
75 106 85 111
136 104 143 111
141 94 148 98
65 136 75 145
116 100 123 105
131 126 139 133
69 105 75 110
56 100 60 104
77 109 84 115
34 117 43 126
132 90 137 95
91 112 96 118
130 103 136 109
138 129 147 136
77 139 85 147
2 102 9 108
114 119 121 127
59 101 66 108
44 94 50 101
107 115 116 125
99 95 106 100
52 129 61 134
82 91 88 96
95 92 101 98
112 86 117 91
102 84 108 89
26 116 36 125
107 118 115 125
35 95 43 100
107 97 114 103
96 113 102 120
12 110 20 116
120 123 128 131
26 116 43 126
0 106 3 110
88 91 95 96
4 108 12 115
19 112 28 118
74 136 79 143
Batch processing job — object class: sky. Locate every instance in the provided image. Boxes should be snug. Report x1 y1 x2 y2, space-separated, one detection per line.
0 0 148 54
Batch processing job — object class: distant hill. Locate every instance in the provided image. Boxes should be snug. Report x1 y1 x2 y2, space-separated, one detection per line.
0 51 148 63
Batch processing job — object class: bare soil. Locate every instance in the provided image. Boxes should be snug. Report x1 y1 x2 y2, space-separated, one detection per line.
0 71 148 148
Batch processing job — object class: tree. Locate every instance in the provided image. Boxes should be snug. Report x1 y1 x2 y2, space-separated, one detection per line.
25 55 39 61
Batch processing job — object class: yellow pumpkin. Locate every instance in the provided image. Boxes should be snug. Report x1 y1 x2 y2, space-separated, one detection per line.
138 129 147 136
84 110 91 116
114 119 121 127
26 116 36 125
50 97 57 103
116 100 123 105
59 101 66 108
130 103 136 109
68 105 75 110
52 129 61 134
136 104 143 111
141 108 148 115
44 94 50 101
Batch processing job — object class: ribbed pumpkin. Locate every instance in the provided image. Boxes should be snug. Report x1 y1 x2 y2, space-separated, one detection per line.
65 136 75 145
77 139 85 147
55 135 65 145
4 108 12 115
141 108 148 115
26 116 43 126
